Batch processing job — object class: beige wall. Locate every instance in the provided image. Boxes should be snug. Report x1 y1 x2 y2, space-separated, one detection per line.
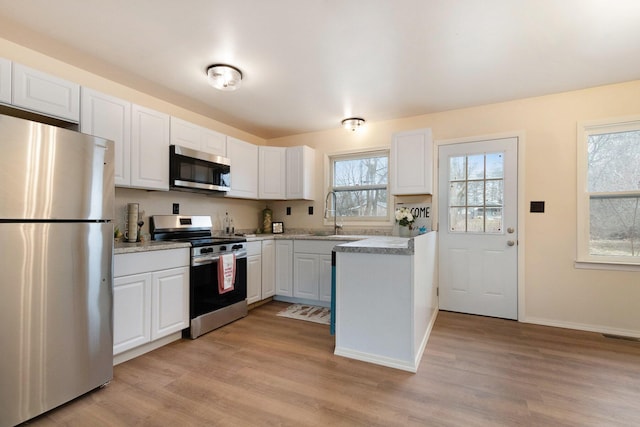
2 36 638 336
269 81 640 337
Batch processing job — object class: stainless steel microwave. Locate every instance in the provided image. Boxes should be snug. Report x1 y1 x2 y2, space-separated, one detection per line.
169 145 231 193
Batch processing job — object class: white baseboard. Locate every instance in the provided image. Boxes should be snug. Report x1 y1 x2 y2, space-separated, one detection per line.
414 308 439 368
522 316 640 339
334 347 418 373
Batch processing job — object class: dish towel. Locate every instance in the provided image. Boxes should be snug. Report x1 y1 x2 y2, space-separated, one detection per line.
218 253 236 294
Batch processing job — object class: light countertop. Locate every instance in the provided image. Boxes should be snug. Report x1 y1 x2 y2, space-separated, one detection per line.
114 240 190 255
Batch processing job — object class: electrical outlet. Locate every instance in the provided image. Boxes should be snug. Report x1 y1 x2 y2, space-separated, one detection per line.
286 207 291 215
173 203 179 214
308 206 314 215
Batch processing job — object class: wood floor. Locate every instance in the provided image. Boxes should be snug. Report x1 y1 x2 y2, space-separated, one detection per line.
27 301 640 426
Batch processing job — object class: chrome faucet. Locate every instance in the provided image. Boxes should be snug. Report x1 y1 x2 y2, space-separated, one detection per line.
324 191 342 235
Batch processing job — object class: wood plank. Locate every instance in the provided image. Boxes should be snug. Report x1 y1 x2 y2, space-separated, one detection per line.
27 303 640 426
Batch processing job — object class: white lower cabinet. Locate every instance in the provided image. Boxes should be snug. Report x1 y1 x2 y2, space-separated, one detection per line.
113 248 189 361
247 241 263 304
262 240 276 298
247 239 276 304
275 240 293 296
292 240 339 303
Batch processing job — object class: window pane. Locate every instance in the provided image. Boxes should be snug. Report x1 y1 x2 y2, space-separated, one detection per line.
334 156 388 187
588 131 640 193
486 179 504 206
449 182 466 206
486 152 504 179
589 196 640 257
467 155 484 180
467 181 484 206
486 208 503 233
467 208 484 232
336 189 388 217
450 156 466 180
449 208 466 232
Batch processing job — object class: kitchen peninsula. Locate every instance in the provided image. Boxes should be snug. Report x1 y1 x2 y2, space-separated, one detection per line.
334 232 438 372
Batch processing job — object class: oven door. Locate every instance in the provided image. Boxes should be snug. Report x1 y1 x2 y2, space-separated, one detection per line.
190 255 247 319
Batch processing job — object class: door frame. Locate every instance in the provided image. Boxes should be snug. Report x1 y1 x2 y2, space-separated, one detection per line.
433 131 526 321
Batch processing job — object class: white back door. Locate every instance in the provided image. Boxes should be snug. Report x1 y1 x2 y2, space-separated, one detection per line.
438 137 518 319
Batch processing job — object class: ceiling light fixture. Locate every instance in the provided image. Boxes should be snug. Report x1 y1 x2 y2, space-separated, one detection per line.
207 64 243 91
341 117 365 131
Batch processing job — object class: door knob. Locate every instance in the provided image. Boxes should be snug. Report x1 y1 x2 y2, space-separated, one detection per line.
507 227 515 234
507 240 515 246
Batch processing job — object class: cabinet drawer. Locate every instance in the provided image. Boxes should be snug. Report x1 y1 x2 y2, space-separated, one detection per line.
114 248 189 277
294 240 340 255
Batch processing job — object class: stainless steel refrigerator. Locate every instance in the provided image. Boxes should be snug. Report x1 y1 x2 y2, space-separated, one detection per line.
0 114 114 426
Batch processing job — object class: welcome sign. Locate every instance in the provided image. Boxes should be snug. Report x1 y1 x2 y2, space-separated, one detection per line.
395 202 432 235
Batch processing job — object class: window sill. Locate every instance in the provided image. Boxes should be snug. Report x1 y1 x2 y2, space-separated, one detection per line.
574 260 640 272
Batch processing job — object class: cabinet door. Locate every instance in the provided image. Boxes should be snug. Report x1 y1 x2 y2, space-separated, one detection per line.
259 146 286 199
275 240 293 296
0 57 10 104
286 146 315 200
226 137 258 199
151 267 189 340
81 88 131 187
113 273 152 355
261 240 276 298
12 63 80 122
293 253 319 300
318 254 333 302
390 128 433 195
170 116 202 151
202 128 227 156
247 253 262 304
131 104 170 190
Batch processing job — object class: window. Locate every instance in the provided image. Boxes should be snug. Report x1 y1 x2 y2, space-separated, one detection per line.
448 152 504 233
578 117 640 264
328 150 389 222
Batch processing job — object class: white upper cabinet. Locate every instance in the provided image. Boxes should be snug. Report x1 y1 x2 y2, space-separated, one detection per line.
131 104 170 190
259 146 286 199
12 63 80 122
390 128 433 195
226 136 258 199
170 116 226 156
286 145 315 200
0 58 10 104
261 239 276 299
81 88 131 187
81 89 168 191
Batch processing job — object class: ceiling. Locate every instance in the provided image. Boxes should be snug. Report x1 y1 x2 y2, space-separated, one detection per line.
1 1 640 139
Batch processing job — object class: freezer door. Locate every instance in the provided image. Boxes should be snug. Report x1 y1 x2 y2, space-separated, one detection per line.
0 222 113 426
0 114 114 220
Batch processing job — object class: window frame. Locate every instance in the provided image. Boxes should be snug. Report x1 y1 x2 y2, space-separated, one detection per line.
576 115 640 267
324 148 392 227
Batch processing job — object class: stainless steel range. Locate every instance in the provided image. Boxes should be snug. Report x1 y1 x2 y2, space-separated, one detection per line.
150 215 248 339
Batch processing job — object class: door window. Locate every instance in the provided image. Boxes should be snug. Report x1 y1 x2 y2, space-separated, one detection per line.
448 152 504 233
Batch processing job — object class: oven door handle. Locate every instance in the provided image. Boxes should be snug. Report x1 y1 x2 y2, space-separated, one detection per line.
192 250 248 265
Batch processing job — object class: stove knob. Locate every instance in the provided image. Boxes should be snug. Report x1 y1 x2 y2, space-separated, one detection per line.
220 246 227 252
232 244 243 250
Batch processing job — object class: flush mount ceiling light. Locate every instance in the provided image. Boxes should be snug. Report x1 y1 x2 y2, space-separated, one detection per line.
341 117 365 131
207 64 243 91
